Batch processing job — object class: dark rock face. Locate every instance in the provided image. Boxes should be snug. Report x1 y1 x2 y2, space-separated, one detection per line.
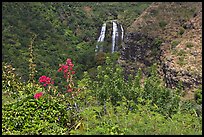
161 62 202 90
119 32 162 79
119 32 201 90
121 32 161 64
183 22 195 29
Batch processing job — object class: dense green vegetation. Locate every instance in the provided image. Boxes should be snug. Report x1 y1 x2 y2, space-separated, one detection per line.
2 2 202 135
2 2 150 81
2 55 202 135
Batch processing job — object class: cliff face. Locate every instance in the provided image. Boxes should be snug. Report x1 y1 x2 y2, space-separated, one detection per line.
119 32 162 79
120 2 202 98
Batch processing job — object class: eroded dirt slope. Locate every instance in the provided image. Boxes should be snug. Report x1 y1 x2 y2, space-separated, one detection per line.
125 2 202 99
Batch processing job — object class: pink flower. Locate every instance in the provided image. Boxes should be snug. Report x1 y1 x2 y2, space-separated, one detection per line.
72 71 75 75
34 92 43 99
67 88 72 92
58 58 76 79
69 63 74 67
46 77 51 81
62 65 68 70
58 67 62 72
46 77 51 84
39 75 53 86
66 58 72 65
39 75 47 83
64 69 68 73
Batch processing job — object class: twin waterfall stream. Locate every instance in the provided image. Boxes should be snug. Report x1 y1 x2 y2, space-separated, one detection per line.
95 20 124 53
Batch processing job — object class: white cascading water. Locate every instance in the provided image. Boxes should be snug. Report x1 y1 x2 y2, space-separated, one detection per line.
120 24 124 41
95 23 106 52
96 21 124 53
112 21 118 53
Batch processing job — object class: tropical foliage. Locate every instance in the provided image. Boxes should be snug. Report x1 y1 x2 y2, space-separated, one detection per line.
2 2 202 135
2 55 202 135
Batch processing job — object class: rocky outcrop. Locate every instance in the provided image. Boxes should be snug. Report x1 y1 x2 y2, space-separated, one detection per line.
123 2 202 94
119 32 162 79
160 8 202 91
161 61 202 89
119 30 202 91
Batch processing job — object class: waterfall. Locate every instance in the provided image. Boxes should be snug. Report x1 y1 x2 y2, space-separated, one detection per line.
112 21 118 53
95 20 124 53
120 24 124 41
96 23 106 52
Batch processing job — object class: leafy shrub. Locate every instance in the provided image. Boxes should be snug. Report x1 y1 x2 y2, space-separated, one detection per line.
2 62 24 94
153 38 163 48
177 49 186 56
2 90 79 135
79 57 182 117
194 87 202 105
2 59 81 135
186 42 194 48
2 56 202 135
159 20 167 28
178 27 185 35
70 100 202 135
4 55 82 135
94 52 106 65
177 56 186 66
171 40 180 49
142 64 181 116
2 62 26 105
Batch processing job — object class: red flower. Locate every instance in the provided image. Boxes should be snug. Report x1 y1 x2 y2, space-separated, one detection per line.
72 71 75 75
46 77 50 82
34 92 43 99
62 65 68 70
39 75 53 86
67 88 72 92
69 63 74 67
66 58 72 64
58 58 76 79
64 69 68 73
58 67 62 72
39 75 47 83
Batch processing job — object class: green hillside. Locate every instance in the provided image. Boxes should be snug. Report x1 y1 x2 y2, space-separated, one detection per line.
2 2 202 135
2 2 150 81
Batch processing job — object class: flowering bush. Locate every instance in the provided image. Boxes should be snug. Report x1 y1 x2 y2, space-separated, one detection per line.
2 92 70 135
39 75 54 87
33 58 81 131
34 92 43 99
58 58 75 92
2 57 202 135
58 58 74 77
33 58 79 100
57 58 80 97
2 58 82 135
